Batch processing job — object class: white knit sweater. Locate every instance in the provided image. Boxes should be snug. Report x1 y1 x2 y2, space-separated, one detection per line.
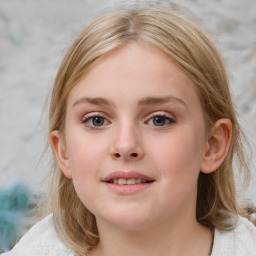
1 214 256 256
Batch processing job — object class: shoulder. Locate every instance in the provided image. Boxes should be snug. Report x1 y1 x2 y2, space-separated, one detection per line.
212 215 256 256
0 214 75 256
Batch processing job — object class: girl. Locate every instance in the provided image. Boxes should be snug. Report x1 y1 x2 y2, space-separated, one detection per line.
2 3 256 256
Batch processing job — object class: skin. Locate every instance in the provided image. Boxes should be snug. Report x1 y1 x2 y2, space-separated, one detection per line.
51 43 232 256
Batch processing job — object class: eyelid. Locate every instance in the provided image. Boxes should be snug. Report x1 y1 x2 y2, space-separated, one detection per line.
145 111 176 126
146 111 175 120
81 112 111 126
80 111 175 127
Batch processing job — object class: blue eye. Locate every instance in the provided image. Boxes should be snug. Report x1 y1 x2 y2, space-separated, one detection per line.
153 116 167 126
82 116 108 127
91 117 106 126
148 115 174 126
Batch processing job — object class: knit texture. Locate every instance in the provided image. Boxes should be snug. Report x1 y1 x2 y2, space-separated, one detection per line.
1 214 256 256
211 216 256 256
0 214 74 256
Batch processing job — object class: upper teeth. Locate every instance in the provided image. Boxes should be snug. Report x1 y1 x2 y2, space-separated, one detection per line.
111 178 147 185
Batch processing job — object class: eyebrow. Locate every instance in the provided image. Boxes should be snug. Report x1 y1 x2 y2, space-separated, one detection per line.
72 97 114 107
138 96 187 107
72 96 187 108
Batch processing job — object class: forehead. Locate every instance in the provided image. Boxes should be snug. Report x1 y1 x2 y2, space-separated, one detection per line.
67 43 201 110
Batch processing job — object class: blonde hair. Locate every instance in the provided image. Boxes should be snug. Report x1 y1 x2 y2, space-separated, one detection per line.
48 4 249 255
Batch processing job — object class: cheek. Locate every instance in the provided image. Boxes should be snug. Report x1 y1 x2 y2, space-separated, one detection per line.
65 130 108 179
144 132 202 214
64 133 108 210
148 130 204 178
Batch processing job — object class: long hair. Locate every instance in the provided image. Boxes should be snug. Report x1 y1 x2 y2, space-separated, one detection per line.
48 4 249 255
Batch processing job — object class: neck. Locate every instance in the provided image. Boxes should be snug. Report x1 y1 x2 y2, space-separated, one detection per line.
89 212 213 256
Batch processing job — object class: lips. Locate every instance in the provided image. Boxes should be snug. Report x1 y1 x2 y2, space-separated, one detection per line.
102 171 155 194
103 171 155 185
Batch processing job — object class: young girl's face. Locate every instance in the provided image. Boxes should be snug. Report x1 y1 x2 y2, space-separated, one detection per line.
57 43 210 230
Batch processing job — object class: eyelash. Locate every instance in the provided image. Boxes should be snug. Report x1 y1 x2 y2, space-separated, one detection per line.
81 113 110 127
81 112 175 128
146 112 175 127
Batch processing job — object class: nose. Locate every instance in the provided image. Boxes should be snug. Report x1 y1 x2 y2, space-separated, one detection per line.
110 124 144 161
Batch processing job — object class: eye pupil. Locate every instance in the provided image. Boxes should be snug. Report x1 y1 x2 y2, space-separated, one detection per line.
93 117 104 126
153 116 166 126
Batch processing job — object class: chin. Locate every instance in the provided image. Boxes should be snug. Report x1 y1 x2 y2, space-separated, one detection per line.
96 207 155 231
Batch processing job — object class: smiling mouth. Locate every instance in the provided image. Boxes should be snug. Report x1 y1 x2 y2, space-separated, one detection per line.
103 171 154 194
103 171 155 185
107 178 153 185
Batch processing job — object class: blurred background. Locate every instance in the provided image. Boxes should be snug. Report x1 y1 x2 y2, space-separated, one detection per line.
0 0 255 252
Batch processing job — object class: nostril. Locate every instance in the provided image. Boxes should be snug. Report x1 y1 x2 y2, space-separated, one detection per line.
112 152 139 158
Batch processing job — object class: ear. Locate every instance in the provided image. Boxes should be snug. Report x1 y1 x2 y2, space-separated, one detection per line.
200 118 232 174
50 130 72 179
